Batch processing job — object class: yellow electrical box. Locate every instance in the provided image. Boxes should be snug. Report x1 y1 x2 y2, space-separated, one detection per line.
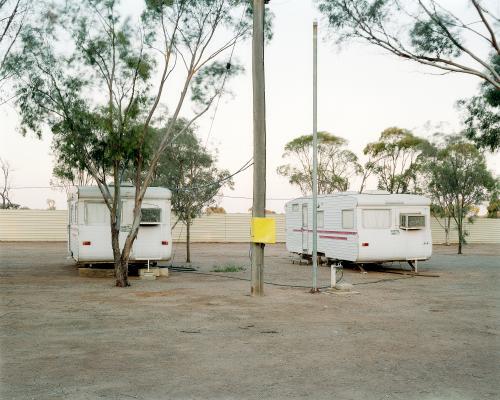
251 217 276 244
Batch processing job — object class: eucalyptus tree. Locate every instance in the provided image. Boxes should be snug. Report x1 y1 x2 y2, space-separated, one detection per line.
277 132 362 195
318 0 500 89
424 136 495 254
363 127 431 194
151 119 233 263
6 0 261 286
459 54 499 151
487 188 500 218
0 0 29 81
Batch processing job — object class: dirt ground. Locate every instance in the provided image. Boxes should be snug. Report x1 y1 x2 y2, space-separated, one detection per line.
1 242 499 400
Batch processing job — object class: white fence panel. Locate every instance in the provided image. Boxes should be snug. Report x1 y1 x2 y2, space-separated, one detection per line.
0 210 68 241
1 210 499 244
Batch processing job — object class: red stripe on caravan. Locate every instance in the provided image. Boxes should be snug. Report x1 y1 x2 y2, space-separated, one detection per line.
319 235 348 240
318 230 357 235
292 228 357 235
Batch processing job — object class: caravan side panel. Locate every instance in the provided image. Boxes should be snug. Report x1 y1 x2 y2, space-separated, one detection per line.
285 200 305 254
285 195 359 262
319 196 358 262
68 197 79 261
357 205 432 262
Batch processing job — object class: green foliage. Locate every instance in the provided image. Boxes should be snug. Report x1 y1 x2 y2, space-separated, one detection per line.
277 132 361 195
0 0 31 84
423 136 495 252
363 127 431 193
151 118 233 225
5 0 261 286
410 13 461 58
212 264 245 273
317 0 499 88
459 55 500 152
5 0 150 182
487 185 500 218
191 61 243 107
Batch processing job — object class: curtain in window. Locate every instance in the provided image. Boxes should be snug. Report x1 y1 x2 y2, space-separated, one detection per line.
362 209 391 229
86 203 109 225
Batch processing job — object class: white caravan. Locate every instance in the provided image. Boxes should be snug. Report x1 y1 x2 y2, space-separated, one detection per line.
285 192 432 265
67 186 172 265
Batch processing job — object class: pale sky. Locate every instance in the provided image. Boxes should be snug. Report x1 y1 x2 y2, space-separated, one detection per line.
1 0 498 212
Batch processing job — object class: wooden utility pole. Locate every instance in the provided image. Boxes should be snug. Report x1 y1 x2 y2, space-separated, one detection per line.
251 0 266 296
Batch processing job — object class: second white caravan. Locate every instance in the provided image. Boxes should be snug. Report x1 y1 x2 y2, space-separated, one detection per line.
285 192 432 265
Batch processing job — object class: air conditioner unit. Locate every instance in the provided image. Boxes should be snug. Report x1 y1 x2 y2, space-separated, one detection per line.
400 214 425 230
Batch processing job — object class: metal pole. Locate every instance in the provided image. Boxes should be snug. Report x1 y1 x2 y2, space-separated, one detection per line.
251 0 266 296
312 20 318 292
330 264 336 288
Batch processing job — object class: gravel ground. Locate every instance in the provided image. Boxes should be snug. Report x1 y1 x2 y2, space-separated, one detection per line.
1 242 499 400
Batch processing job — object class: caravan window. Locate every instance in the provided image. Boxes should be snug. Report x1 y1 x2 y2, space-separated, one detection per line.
292 204 299 212
342 210 354 229
85 202 110 225
141 207 161 224
362 209 391 229
400 214 425 229
317 211 324 228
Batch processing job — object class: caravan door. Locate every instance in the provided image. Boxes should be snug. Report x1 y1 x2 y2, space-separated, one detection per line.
302 204 308 253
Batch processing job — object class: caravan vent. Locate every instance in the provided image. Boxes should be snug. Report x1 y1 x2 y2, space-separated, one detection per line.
400 214 425 230
141 208 161 224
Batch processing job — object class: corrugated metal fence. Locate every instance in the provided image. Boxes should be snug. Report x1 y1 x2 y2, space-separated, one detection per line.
0 210 499 243
171 214 286 243
0 210 68 241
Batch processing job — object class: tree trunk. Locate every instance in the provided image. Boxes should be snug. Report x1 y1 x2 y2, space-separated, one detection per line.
186 218 191 263
110 219 129 287
115 257 130 287
457 219 463 255
445 216 451 246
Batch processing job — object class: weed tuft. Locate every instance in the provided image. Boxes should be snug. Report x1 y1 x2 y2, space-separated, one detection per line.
211 264 246 273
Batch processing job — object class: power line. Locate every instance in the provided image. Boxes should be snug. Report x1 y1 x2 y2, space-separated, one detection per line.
9 187 294 201
168 157 253 194
215 194 292 201
8 185 293 201
10 188 294 201
8 158 258 195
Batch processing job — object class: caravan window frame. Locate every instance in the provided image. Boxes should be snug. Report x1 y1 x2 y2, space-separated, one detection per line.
84 201 110 225
84 201 123 225
71 204 78 224
140 203 162 224
400 213 426 230
342 210 354 229
317 210 324 228
362 209 392 229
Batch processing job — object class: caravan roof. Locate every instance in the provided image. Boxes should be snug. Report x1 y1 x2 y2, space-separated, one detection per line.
287 192 430 207
69 186 171 200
